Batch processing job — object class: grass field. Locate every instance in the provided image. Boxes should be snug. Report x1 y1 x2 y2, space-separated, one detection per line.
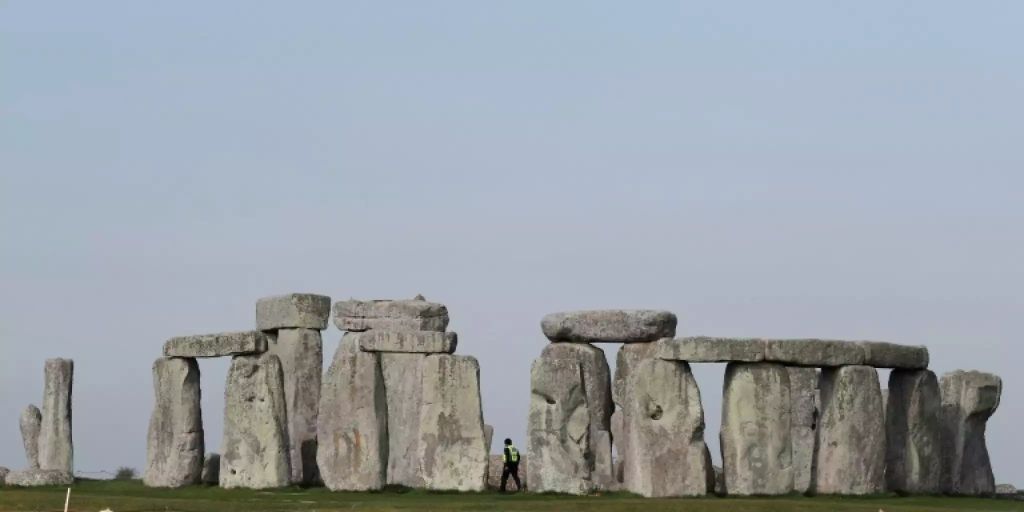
0 480 1021 512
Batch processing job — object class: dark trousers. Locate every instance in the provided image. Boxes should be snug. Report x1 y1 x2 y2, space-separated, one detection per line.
500 463 521 491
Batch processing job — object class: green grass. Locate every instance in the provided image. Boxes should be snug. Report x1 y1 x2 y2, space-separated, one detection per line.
0 480 1020 512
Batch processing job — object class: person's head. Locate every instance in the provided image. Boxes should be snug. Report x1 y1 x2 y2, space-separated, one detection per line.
504 438 512 446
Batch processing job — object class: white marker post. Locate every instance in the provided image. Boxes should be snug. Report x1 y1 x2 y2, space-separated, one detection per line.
64 487 70 512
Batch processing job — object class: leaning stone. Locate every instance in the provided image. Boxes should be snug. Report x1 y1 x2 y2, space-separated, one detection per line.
860 342 929 369
721 362 793 495
418 355 489 491
886 369 942 494
202 453 220 485
317 334 388 491
144 357 204 488
20 405 42 469
940 370 1002 495
4 469 73 487
333 298 449 332
256 293 331 330
381 351 426 487
657 337 765 362
220 353 291 489
788 367 818 494
623 358 710 497
541 309 677 344
267 328 322 485
38 358 73 473
527 358 592 494
359 330 457 354
164 331 267 358
764 339 865 367
814 365 885 495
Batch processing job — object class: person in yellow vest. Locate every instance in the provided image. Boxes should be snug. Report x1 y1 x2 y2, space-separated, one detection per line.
500 438 522 492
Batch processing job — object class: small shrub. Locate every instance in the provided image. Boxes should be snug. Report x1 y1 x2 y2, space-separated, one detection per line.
114 466 137 480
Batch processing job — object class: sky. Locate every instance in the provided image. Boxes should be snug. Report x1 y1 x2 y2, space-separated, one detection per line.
1 1 1022 485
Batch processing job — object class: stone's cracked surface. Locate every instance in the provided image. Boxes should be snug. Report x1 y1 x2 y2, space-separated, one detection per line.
612 342 658 480
940 370 1002 495
528 357 592 495
19 405 42 470
541 309 677 344
220 353 291 489
202 453 220 485
256 293 331 331
380 352 426 487
623 358 710 497
787 367 819 494
359 330 458 354
720 362 794 495
657 337 765 363
860 342 929 369
144 357 204 488
886 369 942 494
417 355 489 491
164 331 268 358
38 358 73 473
317 334 388 491
268 328 323 485
4 469 73 487
333 298 449 332
814 365 885 495
764 339 865 367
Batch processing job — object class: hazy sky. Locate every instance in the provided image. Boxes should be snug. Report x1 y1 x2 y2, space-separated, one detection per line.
2 2 1021 485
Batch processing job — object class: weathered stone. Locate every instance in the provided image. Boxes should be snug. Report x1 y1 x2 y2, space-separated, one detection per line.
996 483 1018 495
144 357 204 488
657 337 765 363
623 358 710 497
528 358 592 494
788 367 818 494
860 342 929 369
317 334 388 491
592 430 615 490
256 293 331 330
814 365 885 495
417 355 489 491
613 342 658 407
381 352 426 487
541 309 677 344
486 454 527 490
38 358 73 473
359 330 457 354
483 424 494 454
220 353 290 489
0 467 8 486
164 331 267 358
19 405 41 469
703 446 716 493
721 362 793 495
4 469 73 487
940 370 1002 495
202 453 220 485
333 298 449 332
610 409 624 483
764 339 864 367
712 465 725 495
886 369 941 494
266 328 322 485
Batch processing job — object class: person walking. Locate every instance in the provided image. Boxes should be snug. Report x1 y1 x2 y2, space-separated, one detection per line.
500 438 522 492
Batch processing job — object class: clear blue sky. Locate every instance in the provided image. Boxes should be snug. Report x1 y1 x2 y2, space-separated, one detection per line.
2 2 1022 485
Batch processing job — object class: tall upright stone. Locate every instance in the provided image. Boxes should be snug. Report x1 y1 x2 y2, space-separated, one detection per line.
19 405 42 469
813 365 885 495
788 367 818 494
220 353 290 489
624 358 710 497
380 351 427 487
528 358 592 494
317 334 388 491
38 358 73 473
612 342 657 480
720 362 793 495
267 328 322 485
886 369 941 494
144 357 204 488
940 370 1002 495
417 355 488 491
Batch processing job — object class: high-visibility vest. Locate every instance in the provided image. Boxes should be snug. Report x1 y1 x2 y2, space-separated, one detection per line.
503 445 520 463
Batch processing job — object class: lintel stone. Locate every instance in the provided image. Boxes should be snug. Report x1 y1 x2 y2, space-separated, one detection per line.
256 293 331 331
657 337 765 363
164 331 267 358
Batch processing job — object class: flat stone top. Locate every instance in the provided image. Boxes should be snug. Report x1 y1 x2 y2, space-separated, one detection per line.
657 336 928 369
164 330 268 358
357 330 458 354
256 293 331 330
540 309 677 344
333 297 450 332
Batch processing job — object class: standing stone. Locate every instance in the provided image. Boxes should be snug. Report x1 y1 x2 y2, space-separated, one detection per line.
541 310 677 344
220 353 290 489
886 369 942 494
38 358 73 473
202 453 220 485
788 367 818 494
381 351 426 487
814 365 885 495
4 469 73 487
528 358 592 494
610 409 624 483
317 334 388 491
720 362 793 495
592 430 615 490
144 357 204 488
624 358 710 497
612 342 657 481
483 424 494 454
940 370 1002 495
267 328 322 485
417 355 489 491
19 405 42 469
0 467 8 486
